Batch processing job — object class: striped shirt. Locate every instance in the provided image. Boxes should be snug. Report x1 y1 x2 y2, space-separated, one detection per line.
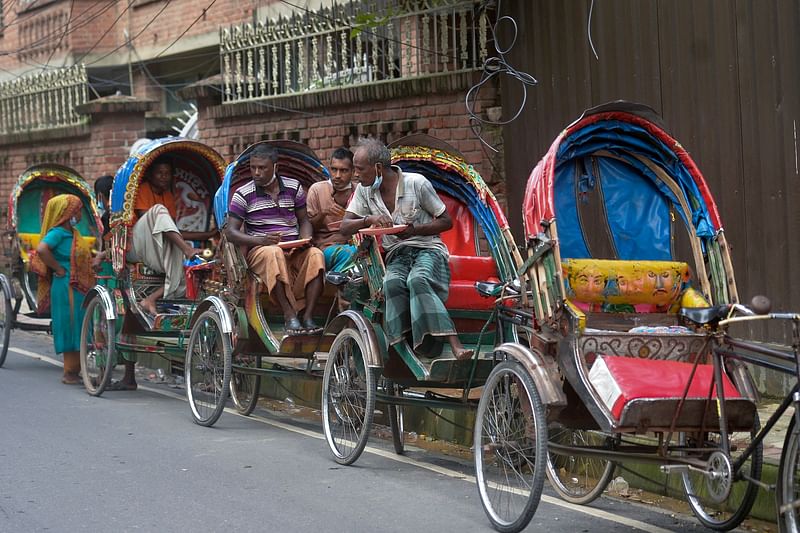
228 177 306 240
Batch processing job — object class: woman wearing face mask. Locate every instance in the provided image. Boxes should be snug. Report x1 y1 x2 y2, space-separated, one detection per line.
32 194 95 384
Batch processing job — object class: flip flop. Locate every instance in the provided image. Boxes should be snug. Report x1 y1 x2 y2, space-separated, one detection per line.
285 317 304 336
302 318 322 335
454 348 474 361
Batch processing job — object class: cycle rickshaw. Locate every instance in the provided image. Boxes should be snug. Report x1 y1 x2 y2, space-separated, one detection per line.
320 134 525 465
79 138 226 396
0 164 102 368
183 140 336 426
472 102 800 533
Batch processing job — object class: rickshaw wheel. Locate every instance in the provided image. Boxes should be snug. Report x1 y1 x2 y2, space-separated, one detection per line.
322 327 376 466
680 414 762 531
80 295 115 396
0 274 12 368
386 380 404 455
545 425 616 504
778 417 800 532
230 354 261 416
185 309 232 427
475 360 547 533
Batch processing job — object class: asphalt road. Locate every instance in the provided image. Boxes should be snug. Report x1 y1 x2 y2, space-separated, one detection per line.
1 329 721 533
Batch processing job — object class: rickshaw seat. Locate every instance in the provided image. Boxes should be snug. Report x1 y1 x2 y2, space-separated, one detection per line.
562 259 705 313
589 355 743 420
437 194 500 310
447 255 499 310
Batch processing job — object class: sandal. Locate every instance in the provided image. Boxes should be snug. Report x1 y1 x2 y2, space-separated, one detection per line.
285 317 304 336
302 318 323 335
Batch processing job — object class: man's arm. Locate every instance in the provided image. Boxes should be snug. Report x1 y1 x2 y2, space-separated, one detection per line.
305 186 327 230
398 210 452 238
296 206 314 239
340 211 392 236
224 217 279 247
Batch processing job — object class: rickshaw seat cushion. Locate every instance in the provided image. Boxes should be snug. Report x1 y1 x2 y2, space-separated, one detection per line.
562 259 694 313
17 232 96 262
446 255 498 310
589 355 742 419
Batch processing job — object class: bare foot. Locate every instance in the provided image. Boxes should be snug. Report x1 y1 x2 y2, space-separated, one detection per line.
139 298 158 315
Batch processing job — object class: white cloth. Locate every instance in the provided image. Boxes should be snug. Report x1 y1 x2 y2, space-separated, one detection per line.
127 204 186 299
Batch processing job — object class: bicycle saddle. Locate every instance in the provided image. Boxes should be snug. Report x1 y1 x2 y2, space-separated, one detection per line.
678 305 730 326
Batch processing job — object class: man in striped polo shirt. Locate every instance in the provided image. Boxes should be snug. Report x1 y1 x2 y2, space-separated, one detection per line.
225 144 325 334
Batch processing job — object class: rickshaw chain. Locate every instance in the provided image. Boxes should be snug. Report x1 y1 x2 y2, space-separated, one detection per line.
267 375 311 405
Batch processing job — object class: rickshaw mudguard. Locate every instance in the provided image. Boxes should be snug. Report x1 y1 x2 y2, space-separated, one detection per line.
495 342 566 407
324 310 383 369
188 295 234 334
82 285 117 321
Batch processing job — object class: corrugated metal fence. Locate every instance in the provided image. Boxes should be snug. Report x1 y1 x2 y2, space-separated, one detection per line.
501 0 800 345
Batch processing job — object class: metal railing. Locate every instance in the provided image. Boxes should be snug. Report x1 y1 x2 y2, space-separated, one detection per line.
220 0 490 104
0 64 89 135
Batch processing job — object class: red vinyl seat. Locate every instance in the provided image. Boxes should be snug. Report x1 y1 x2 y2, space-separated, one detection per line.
438 193 498 311
588 355 742 420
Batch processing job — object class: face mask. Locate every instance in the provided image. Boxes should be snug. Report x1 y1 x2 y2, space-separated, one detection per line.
69 216 78 227
97 201 105 212
370 174 383 193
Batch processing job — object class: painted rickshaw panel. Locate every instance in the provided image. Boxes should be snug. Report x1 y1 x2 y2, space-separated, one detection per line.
6 164 102 312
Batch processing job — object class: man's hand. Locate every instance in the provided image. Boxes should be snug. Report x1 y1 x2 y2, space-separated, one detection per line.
261 233 281 246
396 223 416 239
369 214 394 228
91 250 105 272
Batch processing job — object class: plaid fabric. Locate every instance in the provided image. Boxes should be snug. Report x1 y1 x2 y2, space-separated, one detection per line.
383 246 455 356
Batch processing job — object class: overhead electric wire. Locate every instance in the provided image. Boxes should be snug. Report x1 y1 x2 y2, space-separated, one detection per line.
40 0 75 71
73 0 134 65
465 0 537 153
153 0 218 59
85 0 172 66
2 0 117 59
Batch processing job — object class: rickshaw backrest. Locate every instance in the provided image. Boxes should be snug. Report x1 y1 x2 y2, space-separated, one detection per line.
562 259 707 313
438 192 499 310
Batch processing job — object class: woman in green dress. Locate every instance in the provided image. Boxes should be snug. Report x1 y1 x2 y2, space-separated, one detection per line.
32 194 94 384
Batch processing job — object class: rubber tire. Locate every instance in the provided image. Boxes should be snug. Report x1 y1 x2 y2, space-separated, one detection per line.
0 274 12 368
778 416 800 532
322 327 376 466
79 295 115 396
475 360 547 533
545 425 616 504
231 354 261 416
185 309 232 427
386 380 405 455
681 414 762 531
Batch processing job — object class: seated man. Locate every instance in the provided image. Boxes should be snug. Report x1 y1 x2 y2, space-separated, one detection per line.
306 147 357 273
128 156 214 315
225 144 325 334
340 138 473 360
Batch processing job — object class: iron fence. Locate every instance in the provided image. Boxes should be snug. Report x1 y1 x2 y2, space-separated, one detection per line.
220 0 490 103
0 65 88 135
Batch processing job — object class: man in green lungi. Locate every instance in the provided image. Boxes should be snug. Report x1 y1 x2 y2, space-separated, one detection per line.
340 138 473 360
